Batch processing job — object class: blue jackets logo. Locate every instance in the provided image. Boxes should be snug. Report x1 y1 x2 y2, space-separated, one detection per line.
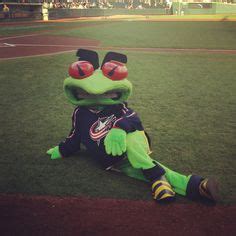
89 115 117 144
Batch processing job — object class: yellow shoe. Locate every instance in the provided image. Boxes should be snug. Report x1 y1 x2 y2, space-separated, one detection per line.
152 176 175 202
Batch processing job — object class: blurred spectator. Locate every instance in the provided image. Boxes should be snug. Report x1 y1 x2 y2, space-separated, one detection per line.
78 2 84 8
49 2 53 8
165 0 172 14
165 0 172 9
3 4 10 19
136 4 144 9
128 4 133 9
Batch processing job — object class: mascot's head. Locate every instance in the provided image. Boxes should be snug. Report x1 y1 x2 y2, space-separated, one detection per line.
64 49 132 107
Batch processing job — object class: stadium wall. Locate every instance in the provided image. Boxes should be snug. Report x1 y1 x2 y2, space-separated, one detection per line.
48 3 236 19
48 8 167 19
172 2 236 15
1 2 236 20
0 2 42 19
215 3 236 13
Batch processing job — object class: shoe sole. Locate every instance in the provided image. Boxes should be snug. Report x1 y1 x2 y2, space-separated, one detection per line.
206 178 220 202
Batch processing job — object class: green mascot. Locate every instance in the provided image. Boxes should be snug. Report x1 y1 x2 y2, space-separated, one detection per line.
47 49 219 203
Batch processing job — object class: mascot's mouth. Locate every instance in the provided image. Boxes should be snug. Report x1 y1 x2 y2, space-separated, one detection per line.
71 88 122 101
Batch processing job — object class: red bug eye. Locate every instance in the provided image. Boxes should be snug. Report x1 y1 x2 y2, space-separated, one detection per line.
102 60 128 81
68 61 94 79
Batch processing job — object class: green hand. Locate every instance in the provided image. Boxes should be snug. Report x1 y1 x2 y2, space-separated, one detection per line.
104 128 127 156
46 146 62 160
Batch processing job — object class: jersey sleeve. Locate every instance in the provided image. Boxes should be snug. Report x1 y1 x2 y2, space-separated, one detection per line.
112 104 144 133
59 107 81 157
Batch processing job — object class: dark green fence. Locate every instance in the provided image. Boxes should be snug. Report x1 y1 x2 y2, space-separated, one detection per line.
48 8 167 19
172 2 236 15
1 2 236 20
0 2 42 19
49 3 236 19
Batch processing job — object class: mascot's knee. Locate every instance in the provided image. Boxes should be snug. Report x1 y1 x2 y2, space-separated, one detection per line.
126 131 150 152
126 131 141 148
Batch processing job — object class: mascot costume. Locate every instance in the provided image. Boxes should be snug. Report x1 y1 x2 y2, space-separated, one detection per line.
47 49 219 203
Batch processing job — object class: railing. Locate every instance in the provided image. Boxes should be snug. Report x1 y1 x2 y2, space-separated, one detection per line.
0 0 43 3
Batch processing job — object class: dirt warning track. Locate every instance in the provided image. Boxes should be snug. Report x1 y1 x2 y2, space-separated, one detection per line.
0 194 235 236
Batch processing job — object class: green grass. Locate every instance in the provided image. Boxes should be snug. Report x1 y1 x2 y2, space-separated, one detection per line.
0 23 61 36
146 14 236 20
52 21 236 50
0 50 235 203
0 21 108 36
0 19 235 203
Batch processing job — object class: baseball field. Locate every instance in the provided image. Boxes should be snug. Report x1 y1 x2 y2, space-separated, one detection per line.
0 15 236 235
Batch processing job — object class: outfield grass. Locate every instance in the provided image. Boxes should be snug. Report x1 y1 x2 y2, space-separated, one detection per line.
146 14 236 20
0 49 235 203
0 21 108 36
53 21 236 49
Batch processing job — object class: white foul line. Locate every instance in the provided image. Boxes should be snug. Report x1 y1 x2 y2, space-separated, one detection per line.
0 33 43 41
3 43 16 47
1 43 236 54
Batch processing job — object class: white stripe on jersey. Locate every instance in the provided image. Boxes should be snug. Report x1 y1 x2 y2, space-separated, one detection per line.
126 112 136 118
122 103 129 112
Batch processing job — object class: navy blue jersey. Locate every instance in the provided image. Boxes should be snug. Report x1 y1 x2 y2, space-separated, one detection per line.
59 103 144 168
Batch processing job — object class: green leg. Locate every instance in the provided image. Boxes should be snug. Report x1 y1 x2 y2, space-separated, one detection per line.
157 162 191 196
115 131 191 196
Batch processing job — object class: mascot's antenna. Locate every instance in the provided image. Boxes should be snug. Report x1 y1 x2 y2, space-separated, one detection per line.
101 52 127 68
76 49 99 70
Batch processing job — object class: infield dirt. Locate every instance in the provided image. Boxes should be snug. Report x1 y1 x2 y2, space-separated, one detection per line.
1 34 236 60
